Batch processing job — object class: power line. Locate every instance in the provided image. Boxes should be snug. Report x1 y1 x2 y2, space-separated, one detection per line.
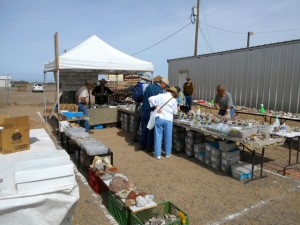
199 25 213 52
200 0 213 51
200 22 247 34
200 22 300 35
255 28 300 34
131 22 192 56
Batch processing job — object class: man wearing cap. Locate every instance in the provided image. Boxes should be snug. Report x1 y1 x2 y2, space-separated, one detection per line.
77 81 94 132
92 79 114 105
131 75 151 143
148 87 178 159
214 85 235 117
183 77 194 110
140 77 169 151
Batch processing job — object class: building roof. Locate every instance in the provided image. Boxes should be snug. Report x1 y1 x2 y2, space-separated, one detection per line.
168 39 300 62
0 75 12 79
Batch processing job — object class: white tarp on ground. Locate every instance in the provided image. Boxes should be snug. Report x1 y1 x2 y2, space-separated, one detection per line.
44 35 154 73
0 129 79 225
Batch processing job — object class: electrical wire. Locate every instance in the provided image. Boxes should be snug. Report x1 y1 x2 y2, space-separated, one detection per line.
200 22 300 35
255 28 300 34
131 22 192 56
199 25 213 52
200 22 247 34
200 0 213 51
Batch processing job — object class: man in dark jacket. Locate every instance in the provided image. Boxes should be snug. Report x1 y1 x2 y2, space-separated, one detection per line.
92 79 114 104
140 78 169 150
183 77 194 110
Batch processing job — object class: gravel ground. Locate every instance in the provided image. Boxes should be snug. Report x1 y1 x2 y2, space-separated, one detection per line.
1 90 299 225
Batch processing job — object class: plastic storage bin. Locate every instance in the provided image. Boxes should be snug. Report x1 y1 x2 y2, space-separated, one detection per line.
211 162 220 170
222 148 240 160
219 141 237 152
221 157 240 166
108 192 129 225
88 168 109 194
130 201 189 225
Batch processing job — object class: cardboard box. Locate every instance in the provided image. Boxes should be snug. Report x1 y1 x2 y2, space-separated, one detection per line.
0 115 30 154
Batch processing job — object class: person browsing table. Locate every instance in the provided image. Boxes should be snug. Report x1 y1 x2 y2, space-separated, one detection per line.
140 78 169 151
214 85 235 117
183 77 194 110
92 79 114 105
148 87 178 159
77 80 94 132
131 75 151 142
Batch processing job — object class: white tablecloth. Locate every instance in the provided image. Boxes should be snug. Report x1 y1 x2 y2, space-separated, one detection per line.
0 129 79 225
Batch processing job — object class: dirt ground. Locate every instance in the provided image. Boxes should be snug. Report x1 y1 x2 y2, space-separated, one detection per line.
1 90 300 225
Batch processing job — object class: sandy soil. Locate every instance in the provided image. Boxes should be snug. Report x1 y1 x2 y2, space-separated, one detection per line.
1 90 300 225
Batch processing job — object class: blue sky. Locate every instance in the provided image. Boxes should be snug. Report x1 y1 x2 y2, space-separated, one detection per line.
1 0 300 82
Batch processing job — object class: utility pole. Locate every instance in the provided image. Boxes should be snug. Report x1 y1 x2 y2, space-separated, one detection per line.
194 0 200 56
247 31 254 47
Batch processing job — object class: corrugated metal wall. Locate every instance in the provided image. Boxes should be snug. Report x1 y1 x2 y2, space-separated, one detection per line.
168 40 300 113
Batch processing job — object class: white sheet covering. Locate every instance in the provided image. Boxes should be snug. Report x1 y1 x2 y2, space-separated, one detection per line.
0 129 79 225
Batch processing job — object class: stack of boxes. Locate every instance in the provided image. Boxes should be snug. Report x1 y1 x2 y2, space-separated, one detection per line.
121 113 130 132
210 142 221 170
219 141 240 174
129 114 134 133
172 126 185 153
185 131 202 157
194 143 206 162
205 143 212 166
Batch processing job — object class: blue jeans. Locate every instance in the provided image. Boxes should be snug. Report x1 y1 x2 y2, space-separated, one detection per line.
140 110 154 149
218 107 235 117
154 117 173 157
185 95 193 110
78 103 90 132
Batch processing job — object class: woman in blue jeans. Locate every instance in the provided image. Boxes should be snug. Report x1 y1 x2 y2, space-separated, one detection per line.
148 87 178 159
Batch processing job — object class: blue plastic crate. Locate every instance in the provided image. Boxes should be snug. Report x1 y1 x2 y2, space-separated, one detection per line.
74 112 84 117
62 112 76 118
94 124 104 130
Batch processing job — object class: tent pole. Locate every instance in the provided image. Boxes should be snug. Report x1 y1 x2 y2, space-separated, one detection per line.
54 32 60 113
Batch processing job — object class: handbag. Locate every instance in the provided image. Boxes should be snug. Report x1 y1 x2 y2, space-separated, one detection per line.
147 97 173 130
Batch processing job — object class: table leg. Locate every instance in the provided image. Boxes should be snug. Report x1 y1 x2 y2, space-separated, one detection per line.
201 133 204 143
288 138 292 166
260 148 265 177
60 132 64 148
297 137 300 163
251 150 256 179
78 146 81 168
111 151 114 165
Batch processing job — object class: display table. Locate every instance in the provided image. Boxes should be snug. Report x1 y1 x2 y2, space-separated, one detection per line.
271 131 300 174
0 129 79 225
88 107 119 126
196 103 300 124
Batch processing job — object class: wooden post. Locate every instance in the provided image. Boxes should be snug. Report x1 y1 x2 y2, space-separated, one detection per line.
194 0 200 56
54 32 60 112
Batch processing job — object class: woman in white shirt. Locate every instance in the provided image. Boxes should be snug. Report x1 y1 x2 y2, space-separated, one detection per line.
148 87 178 159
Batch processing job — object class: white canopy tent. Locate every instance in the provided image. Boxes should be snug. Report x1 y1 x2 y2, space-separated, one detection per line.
43 34 154 114
44 35 154 73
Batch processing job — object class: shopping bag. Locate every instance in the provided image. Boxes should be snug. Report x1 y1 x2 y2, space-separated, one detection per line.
147 108 158 130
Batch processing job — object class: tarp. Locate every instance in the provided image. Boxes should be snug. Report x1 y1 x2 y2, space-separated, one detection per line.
0 129 79 225
44 35 154 73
